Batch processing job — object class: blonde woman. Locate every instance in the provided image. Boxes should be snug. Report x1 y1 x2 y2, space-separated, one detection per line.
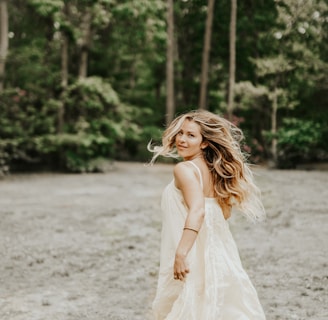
150 110 266 319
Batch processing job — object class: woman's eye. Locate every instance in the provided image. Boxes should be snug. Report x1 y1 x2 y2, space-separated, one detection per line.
188 134 194 137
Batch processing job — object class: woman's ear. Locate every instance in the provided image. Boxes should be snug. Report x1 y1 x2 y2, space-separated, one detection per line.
201 141 208 150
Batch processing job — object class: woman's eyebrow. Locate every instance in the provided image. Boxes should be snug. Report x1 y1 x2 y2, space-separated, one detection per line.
178 129 196 134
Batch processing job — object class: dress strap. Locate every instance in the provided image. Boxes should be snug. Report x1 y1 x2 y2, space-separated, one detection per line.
188 161 204 190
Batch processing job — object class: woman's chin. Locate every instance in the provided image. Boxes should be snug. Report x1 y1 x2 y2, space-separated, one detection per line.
178 152 188 159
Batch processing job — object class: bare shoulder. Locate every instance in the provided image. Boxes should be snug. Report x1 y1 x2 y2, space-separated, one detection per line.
174 162 197 188
174 161 193 176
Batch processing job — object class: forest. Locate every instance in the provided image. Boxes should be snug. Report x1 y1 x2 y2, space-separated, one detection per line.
0 0 327 174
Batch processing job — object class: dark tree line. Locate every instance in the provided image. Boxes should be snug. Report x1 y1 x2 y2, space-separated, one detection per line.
0 0 327 174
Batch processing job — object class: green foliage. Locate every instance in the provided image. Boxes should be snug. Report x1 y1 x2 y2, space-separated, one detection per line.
0 77 145 173
41 133 115 172
0 142 10 178
1 0 327 173
265 118 323 168
0 87 57 173
124 124 163 162
63 77 119 128
56 77 142 171
28 0 64 16
233 81 269 110
6 42 60 90
0 88 58 139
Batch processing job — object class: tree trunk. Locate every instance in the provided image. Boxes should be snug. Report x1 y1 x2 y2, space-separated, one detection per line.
166 0 175 125
0 0 8 92
61 33 69 88
271 88 278 166
199 0 215 110
57 2 70 134
57 33 69 134
78 11 92 79
227 0 237 120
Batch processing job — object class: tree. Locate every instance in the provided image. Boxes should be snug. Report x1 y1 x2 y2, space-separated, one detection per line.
227 0 236 119
199 0 215 110
252 55 294 164
253 0 328 165
0 0 8 92
58 1 70 133
78 9 92 79
166 0 175 125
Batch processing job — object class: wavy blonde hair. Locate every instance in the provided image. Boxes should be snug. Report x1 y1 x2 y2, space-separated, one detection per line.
149 110 265 222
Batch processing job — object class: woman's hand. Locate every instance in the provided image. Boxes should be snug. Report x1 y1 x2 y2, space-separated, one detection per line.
173 252 189 281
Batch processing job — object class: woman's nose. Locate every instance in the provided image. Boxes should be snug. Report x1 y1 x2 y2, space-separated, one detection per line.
178 134 186 142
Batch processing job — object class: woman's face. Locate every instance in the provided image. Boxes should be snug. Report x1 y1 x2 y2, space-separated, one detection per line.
175 119 207 160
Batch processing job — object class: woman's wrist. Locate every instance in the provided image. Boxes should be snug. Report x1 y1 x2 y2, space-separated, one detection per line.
175 249 187 258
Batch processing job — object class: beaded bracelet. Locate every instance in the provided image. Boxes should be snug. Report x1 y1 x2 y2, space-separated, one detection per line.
183 227 199 234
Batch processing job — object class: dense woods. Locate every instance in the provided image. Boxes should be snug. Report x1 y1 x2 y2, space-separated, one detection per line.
0 0 327 174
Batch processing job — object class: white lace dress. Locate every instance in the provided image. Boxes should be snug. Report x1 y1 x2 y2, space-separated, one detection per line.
152 162 266 320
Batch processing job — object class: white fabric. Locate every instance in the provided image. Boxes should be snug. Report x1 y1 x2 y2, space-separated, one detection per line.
152 175 266 320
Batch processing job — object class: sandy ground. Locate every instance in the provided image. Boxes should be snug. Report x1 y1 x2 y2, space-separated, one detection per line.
0 162 327 320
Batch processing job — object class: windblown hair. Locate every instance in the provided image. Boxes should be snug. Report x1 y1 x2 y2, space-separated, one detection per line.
149 110 265 222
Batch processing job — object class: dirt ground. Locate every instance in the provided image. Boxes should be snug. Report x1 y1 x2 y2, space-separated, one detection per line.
0 162 327 320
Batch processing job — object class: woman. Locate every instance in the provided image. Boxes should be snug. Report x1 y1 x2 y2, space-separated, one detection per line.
150 110 266 319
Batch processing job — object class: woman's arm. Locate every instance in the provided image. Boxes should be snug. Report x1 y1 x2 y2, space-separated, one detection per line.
173 162 205 281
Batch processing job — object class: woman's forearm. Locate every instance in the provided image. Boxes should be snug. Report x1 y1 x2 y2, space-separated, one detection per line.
176 208 205 256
